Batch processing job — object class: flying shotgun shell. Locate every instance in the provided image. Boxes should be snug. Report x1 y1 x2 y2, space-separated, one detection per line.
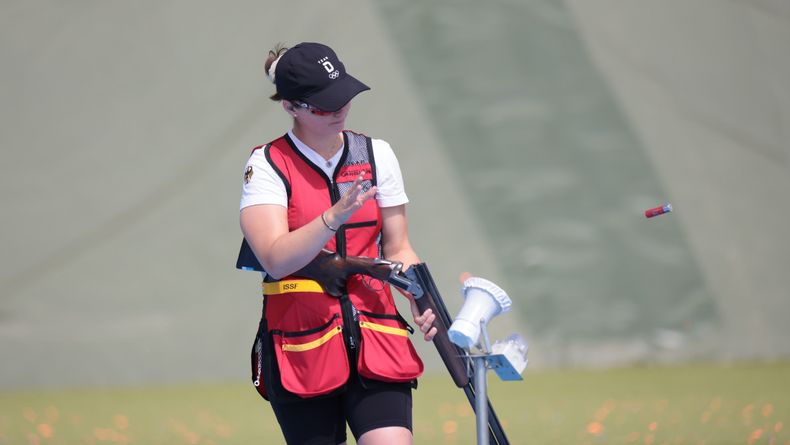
645 203 673 218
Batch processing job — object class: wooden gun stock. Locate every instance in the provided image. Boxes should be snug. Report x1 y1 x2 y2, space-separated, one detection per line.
293 249 396 297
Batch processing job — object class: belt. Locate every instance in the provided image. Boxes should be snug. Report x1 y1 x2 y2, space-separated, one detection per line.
262 279 324 295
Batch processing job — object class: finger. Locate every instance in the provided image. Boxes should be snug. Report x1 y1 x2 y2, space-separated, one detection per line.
342 183 363 204
349 185 376 209
421 313 436 333
425 314 436 330
424 327 437 341
414 308 432 325
341 174 366 200
348 173 366 197
341 178 375 212
358 185 377 204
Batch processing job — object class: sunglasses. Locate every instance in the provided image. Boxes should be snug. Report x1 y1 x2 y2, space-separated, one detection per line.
291 101 335 116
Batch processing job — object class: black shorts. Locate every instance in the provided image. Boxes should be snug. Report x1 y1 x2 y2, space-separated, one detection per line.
269 377 413 445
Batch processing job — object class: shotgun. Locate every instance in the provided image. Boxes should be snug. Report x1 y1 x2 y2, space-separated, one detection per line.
292 249 470 387
237 245 511 444
291 250 511 445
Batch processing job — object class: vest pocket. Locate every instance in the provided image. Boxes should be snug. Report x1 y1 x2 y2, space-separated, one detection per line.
271 314 349 398
356 311 424 382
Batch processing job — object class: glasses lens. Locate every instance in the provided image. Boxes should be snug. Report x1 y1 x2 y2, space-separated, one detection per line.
309 108 333 116
294 101 333 116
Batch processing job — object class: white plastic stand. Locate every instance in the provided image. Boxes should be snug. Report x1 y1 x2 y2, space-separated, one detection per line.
447 276 527 445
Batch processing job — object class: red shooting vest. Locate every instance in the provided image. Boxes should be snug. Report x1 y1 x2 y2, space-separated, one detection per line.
254 131 423 399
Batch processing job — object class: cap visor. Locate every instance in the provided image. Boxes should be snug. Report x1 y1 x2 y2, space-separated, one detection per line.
303 74 370 112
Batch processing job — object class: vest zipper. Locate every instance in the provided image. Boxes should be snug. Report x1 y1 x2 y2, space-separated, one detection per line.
331 175 359 355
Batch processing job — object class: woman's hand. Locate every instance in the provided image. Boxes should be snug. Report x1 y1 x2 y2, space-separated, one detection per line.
394 285 437 342
324 173 377 228
410 299 438 342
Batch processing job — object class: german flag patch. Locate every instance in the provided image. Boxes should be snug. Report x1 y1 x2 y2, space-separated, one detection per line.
244 165 254 184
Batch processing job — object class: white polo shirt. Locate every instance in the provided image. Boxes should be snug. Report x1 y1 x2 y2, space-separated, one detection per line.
240 130 409 210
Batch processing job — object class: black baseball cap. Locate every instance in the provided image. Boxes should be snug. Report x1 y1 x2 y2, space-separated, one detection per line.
274 42 370 112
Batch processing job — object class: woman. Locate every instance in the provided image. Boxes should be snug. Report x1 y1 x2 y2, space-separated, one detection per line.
239 42 437 445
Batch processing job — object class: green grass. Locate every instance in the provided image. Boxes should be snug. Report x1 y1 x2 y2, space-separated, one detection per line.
1 362 788 444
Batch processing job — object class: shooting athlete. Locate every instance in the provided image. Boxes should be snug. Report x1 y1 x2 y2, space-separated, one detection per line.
238 42 437 445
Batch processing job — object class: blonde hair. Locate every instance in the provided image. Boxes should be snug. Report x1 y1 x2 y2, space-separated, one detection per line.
264 43 289 101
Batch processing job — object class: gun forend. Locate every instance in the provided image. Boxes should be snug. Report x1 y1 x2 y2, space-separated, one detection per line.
405 263 470 387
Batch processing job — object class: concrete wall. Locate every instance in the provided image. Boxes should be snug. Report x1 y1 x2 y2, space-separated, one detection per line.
0 0 504 388
566 0 790 359
2 0 788 388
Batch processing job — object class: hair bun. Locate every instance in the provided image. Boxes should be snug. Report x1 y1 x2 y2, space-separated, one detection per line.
266 50 286 84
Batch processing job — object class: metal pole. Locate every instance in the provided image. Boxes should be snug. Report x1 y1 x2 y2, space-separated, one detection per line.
474 355 489 445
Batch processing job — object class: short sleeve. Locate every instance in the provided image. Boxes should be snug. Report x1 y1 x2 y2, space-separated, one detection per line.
372 139 409 208
240 147 288 210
